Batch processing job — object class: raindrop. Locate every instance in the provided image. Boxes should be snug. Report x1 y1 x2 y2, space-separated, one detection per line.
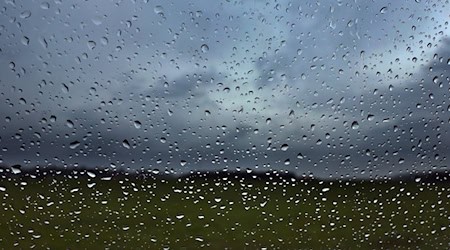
87 41 96 50
201 44 209 53
134 120 142 129
280 144 289 151
11 165 22 174
87 171 96 178
154 5 164 14
379 7 387 14
91 16 103 25
40 2 50 9
351 121 359 130
122 140 131 149
21 36 30 46
66 120 74 128
20 11 32 19
69 141 81 149
100 37 109 45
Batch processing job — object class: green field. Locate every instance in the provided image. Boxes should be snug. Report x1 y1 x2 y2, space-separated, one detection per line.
0 171 449 249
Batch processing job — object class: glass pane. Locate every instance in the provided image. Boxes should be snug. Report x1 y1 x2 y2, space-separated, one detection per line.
1 0 449 248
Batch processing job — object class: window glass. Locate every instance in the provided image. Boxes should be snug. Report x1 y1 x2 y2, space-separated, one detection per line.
0 0 449 248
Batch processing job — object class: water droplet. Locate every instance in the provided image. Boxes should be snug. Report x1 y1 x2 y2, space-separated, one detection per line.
87 171 96 178
351 121 359 130
40 2 50 9
11 165 22 174
134 120 142 129
379 7 387 13
21 36 30 46
281 144 289 151
100 37 109 45
91 16 103 25
69 141 81 149
20 11 32 19
66 120 74 128
87 41 96 50
122 139 131 149
154 5 164 14
201 44 209 53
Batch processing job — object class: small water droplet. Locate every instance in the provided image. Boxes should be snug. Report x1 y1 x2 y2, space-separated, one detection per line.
66 120 74 128
201 44 209 53
154 5 164 14
69 141 81 149
87 41 96 50
11 165 22 174
91 16 103 25
20 11 32 19
40 2 50 9
122 139 131 149
21 36 30 46
351 121 359 130
134 120 142 129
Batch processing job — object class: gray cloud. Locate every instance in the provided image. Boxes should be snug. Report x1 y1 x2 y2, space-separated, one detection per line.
0 0 449 178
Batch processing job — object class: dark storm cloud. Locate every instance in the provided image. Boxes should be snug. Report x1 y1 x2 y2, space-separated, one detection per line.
0 0 449 178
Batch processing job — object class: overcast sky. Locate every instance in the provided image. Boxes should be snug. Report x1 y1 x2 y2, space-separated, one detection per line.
1 0 450 178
